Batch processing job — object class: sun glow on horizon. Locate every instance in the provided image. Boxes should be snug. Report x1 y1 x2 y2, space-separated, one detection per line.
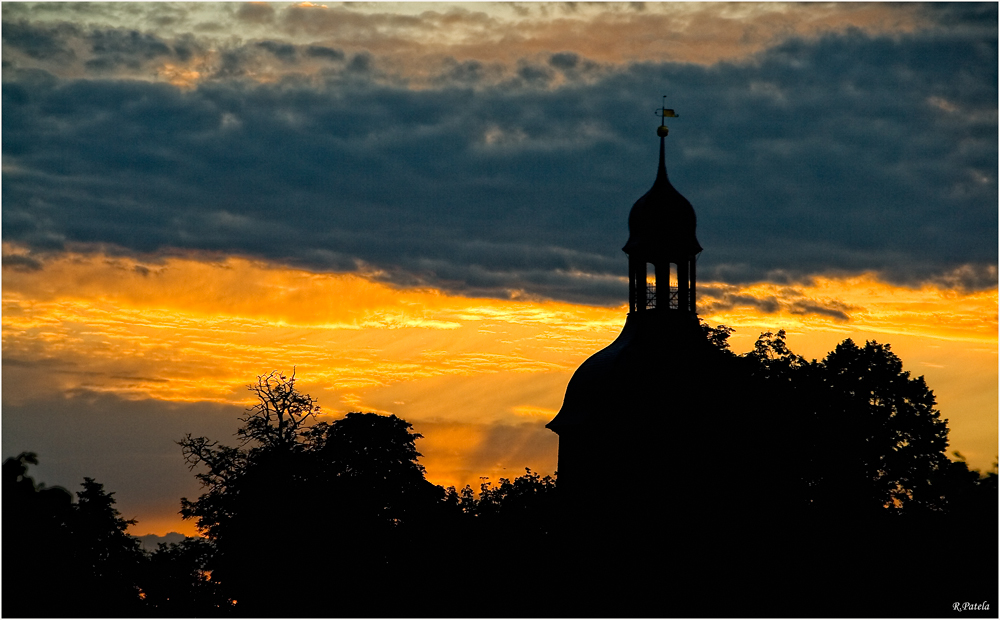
3 250 996 535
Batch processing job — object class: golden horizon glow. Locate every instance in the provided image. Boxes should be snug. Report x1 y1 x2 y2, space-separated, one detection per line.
702 274 998 346
3 250 996 535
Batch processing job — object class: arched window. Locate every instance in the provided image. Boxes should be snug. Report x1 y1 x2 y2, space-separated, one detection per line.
669 263 679 310
645 264 657 310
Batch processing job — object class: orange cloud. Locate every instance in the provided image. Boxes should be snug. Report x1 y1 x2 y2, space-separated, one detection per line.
156 63 202 89
269 2 930 83
3 251 996 534
1 251 622 409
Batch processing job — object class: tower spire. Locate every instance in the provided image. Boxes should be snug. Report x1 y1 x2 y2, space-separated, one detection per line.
654 95 678 180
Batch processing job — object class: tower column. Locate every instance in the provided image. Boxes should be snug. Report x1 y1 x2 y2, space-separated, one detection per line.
629 256 650 313
689 256 697 313
636 260 647 312
677 260 689 312
628 259 637 313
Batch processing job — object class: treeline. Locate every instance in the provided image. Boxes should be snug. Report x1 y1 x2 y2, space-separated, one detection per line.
4 444 558 617
4 453 152 617
3 329 997 617
3 372 561 617
652 326 999 617
715 327 994 517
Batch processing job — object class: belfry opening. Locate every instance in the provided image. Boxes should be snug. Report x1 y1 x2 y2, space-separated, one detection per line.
630 258 695 313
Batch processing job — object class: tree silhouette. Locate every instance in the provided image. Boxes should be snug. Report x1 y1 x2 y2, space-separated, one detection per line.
238 369 321 448
178 371 448 616
71 478 147 611
3 452 76 617
742 331 951 515
141 536 229 616
820 338 949 512
2 453 146 617
700 319 735 352
722 330 996 617
460 468 557 521
434 469 561 617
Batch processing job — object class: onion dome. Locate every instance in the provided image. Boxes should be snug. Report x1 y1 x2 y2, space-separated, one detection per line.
622 137 702 262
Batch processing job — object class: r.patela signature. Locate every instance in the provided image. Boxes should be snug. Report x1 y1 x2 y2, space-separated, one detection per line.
953 602 990 612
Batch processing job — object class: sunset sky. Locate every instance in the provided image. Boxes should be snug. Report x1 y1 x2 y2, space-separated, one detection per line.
3 2 997 537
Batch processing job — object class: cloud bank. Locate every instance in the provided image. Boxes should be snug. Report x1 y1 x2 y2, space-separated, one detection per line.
3 3 996 306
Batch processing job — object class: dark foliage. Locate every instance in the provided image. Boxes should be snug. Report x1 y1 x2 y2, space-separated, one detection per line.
3 453 146 617
683 327 998 618
178 370 450 616
140 536 229 616
743 330 953 515
700 319 735 352
436 469 562 616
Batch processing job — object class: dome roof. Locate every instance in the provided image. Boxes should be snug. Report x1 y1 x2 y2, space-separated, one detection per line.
622 137 702 261
545 311 714 433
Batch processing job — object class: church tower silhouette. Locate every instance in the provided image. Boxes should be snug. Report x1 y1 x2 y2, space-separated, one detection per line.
623 109 702 319
546 101 726 519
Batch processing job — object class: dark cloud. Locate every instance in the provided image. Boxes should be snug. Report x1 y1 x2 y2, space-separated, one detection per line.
2 253 44 271
171 33 205 63
787 301 851 322
2 20 79 62
203 39 345 78
919 2 998 32
929 264 999 292
516 61 554 85
346 51 374 74
3 21 210 76
674 25 997 291
701 292 782 315
235 2 276 25
699 284 856 321
2 9 996 306
304 45 345 62
255 40 297 63
548 52 578 71
213 46 257 78
547 52 601 82
85 28 173 71
435 58 492 85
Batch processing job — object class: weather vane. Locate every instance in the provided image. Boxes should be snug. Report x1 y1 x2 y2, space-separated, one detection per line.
655 95 678 137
